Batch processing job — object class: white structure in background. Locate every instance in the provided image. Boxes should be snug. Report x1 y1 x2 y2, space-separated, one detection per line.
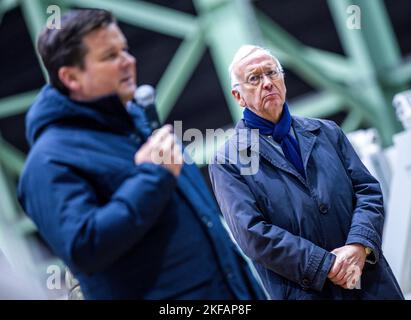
382 90 411 299
346 89 411 299
347 128 391 204
393 90 411 130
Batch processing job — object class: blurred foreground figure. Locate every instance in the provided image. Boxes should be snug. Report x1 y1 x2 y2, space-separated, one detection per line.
209 45 404 300
18 9 264 300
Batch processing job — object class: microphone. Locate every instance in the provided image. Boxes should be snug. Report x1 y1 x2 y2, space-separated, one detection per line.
134 84 161 131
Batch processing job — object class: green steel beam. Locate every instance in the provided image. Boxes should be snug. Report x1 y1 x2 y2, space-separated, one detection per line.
0 0 18 22
328 0 402 72
258 7 406 146
234 0 264 46
341 109 363 133
386 60 411 86
291 92 344 118
0 0 18 11
257 11 357 82
303 47 357 83
193 0 263 122
0 90 38 119
258 11 377 119
156 30 206 122
328 0 375 73
20 0 49 80
0 162 19 222
0 137 26 176
327 0 403 146
258 10 351 77
60 0 198 39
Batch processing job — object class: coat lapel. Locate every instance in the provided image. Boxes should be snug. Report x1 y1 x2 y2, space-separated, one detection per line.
236 120 304 184
259 136 305 181
292 116 320 175
236 118 320 186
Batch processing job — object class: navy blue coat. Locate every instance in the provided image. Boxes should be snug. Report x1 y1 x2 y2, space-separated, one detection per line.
18 85 265 300
209 118 404 300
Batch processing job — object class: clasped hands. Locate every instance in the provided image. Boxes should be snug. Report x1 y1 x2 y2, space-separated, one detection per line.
327 244 367 289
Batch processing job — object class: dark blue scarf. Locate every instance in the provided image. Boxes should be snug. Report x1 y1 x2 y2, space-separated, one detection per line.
243 102 305 178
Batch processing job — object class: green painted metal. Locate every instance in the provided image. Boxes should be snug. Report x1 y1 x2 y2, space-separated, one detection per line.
291 92 344 118
327 0 403 146
0 0 18 22
0 0 408 170
387 60 411 86
303 47 357 83
0 137 26 176
20 0 49 80
0 90 38 118
0 0 407 140
234 0 264 46
0 0 47 277
258 10 378 121
156 29 206 122
60 0 198 39
258 4 407 145
193 0 263 122
0 162 18 222
341 108 363 133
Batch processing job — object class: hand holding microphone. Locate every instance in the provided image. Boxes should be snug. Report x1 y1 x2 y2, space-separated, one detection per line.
135 124 183 177
133 85 183 177
134 84 160 131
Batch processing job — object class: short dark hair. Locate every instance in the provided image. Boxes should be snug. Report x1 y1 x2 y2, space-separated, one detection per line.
37 8 116 94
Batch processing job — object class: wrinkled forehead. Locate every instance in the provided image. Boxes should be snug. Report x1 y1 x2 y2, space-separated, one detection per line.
234 50 278 77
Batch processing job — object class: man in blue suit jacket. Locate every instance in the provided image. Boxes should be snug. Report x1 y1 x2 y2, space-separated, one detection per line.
209 45 404 300
18 9 264 300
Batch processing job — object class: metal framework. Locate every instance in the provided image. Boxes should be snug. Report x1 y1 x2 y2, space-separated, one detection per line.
0 0 409 286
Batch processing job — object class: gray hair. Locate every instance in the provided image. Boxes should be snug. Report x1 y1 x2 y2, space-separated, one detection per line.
228 44 283 89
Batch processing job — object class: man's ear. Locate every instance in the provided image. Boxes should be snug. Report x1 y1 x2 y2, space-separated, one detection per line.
58 66 82 92
231 89 246 107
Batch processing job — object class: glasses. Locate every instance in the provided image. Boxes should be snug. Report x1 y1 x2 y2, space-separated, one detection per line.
234 66 284 87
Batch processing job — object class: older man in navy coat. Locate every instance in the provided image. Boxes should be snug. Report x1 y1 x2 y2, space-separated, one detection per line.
18 10 265 300
209 45 404 300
